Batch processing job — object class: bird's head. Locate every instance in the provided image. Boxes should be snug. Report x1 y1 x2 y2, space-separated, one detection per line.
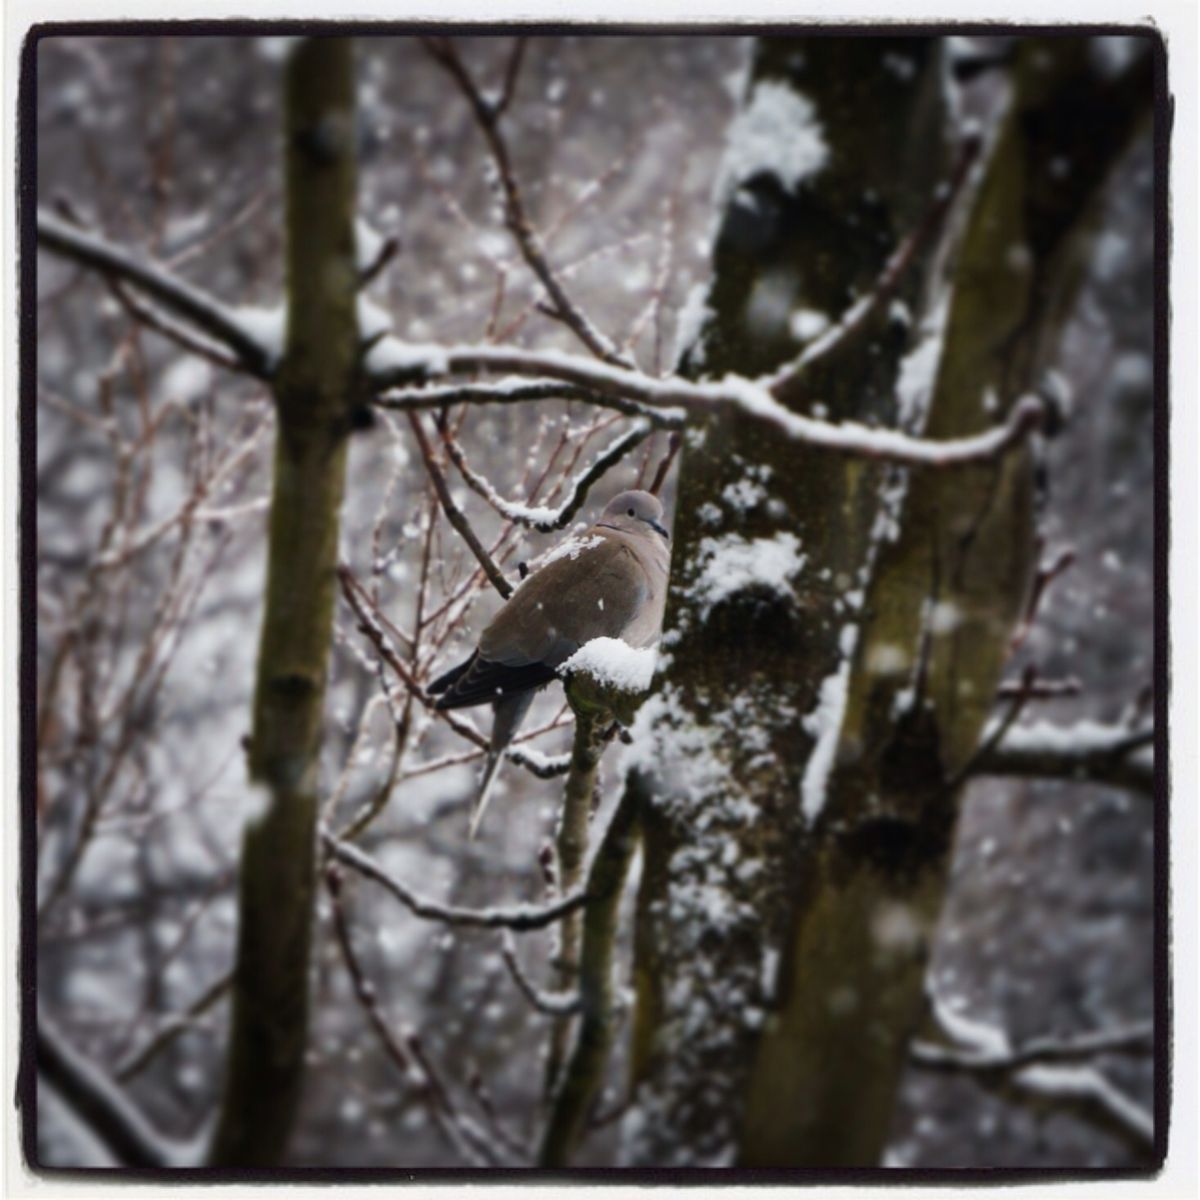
601 490 670 541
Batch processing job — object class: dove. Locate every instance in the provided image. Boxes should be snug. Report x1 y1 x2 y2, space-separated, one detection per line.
428 489 671 837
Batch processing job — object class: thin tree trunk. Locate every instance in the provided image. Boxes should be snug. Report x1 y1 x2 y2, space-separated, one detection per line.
209 37 360 1167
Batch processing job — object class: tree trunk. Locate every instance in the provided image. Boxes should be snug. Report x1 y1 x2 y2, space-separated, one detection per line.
624 36 1153 1168
209 37 360 1167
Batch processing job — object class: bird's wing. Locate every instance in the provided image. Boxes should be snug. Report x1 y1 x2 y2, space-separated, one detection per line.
480 532 649 669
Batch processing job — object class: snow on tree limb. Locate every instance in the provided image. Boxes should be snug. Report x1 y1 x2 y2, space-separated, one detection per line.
971 719 1154 796
37 210 278 376
37 1008 201 1167
441 419 654 532
323 831 588 930
914 993 1155 1152
37 211 1045 472
372 343 1046 470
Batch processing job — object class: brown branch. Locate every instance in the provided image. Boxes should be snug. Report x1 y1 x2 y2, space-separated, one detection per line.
407 411 514 599
421 37 633 369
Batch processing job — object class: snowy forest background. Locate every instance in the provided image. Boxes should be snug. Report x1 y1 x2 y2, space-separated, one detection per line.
32 33 1158 1170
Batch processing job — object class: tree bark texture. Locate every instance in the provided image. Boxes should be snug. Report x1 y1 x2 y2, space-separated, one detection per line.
209 38 360 1167
624 36 1153 1168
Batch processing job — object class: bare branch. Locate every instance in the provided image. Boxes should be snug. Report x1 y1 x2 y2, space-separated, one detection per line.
323 830 588 931
422 38 634 369
407 411 515 599
113 971 232 1082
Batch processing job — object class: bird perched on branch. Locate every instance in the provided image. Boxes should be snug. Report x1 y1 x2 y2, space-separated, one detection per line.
428 489 671 837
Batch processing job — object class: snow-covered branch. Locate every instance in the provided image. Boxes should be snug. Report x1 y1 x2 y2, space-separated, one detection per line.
500 931 581 1016
442 418 653 532
913 992 1155 1153
971 719 1154 796
37 210 277 376
323 831 588 930
764 134 982 398
374 376 678 426
38 213 1044 473
371 343 1046 470
37 1008 200 1167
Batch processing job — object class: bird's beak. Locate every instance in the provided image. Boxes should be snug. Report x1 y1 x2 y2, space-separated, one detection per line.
649 519 670 541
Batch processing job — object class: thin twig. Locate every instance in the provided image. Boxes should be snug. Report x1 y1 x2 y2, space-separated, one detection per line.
324 830 588 931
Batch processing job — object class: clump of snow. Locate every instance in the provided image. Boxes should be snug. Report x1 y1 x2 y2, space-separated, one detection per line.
229 304 286 367
559 637 657 693
365 336 449 381
721 478 767 512
690 531 806 618
789 307 831 343
715 79 830 211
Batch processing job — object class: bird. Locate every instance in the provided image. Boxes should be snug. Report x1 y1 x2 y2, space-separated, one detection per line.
428 489 671 838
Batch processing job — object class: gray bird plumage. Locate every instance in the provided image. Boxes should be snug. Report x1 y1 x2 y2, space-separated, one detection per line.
428 489 671 836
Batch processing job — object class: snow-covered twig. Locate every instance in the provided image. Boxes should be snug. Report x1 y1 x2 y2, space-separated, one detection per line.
323 831 588 931
765 134 982 398
500 931 581 1016
422 37 634 371
37 210 275 376
970 719 1154 796
37 1007 200 1167
912 1020 1153 1071
441 418 653 532
913 992 1155 1153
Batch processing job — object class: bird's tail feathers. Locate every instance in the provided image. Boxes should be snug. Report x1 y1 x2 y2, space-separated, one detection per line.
468 750 505 841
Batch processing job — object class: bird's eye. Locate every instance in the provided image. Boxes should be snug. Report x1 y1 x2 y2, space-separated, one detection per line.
627 508 635 517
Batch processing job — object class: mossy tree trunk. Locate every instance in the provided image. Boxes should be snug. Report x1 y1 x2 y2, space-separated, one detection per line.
209 38 361 1167
625 37 1153 1168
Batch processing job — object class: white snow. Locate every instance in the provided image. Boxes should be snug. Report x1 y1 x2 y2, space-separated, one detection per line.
672 282 713 370
799 635 855 823
690 531 806 618
789 307 831 343
559 637 657 693
715 79 830 210
228 304 286 365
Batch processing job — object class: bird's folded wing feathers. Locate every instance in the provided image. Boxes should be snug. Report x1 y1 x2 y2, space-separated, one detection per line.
479 535 650 669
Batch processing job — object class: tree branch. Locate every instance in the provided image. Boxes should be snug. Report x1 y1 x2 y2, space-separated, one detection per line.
369 342 1045 470
441 418 653 532
407 411 515 599
538 771 643 1166
422 37 634 370
970 719 1154 796
37 210 276 376
765 134 983 398
37 1008 198 1167
323 830 588 930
